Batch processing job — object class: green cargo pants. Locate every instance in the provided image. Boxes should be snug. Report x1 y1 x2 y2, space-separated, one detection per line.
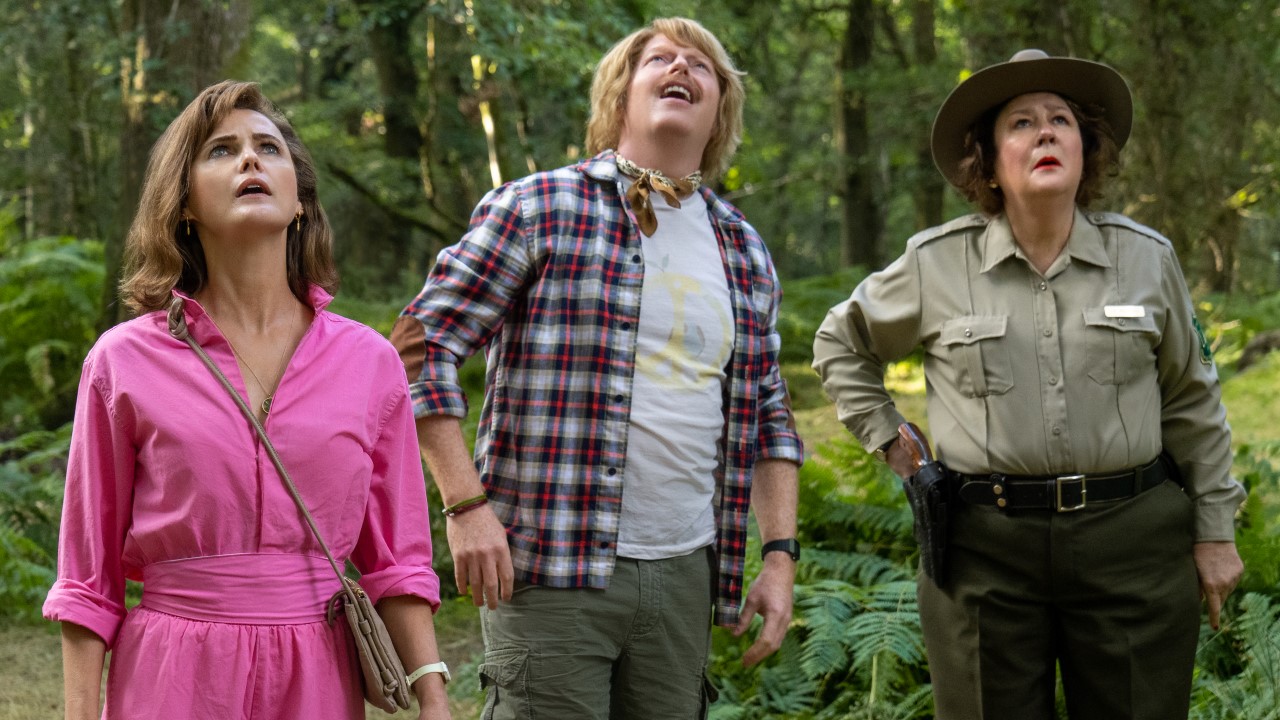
478 546 716 720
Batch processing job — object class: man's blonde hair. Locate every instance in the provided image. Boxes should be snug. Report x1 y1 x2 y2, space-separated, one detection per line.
585 18 746 182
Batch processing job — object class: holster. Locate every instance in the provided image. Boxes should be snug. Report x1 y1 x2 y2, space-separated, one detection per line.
903 460 951 587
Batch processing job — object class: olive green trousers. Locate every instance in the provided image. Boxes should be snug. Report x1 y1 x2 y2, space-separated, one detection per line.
919 480 1201 720
478 547 715 720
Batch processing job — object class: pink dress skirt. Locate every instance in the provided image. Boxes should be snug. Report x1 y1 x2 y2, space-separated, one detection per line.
103 555 365 719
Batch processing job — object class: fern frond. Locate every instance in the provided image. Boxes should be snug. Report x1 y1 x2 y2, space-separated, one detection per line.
1191 592 1280 720
802 548 912 586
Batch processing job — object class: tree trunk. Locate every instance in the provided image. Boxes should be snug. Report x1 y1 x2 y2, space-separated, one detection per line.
361 2 425 161
837 0 882 268
423 13 482 234
103 0 251 331
911 0 944 232
355 0 426 276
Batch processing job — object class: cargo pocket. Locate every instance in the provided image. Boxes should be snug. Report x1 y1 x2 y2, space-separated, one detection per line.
938 315 1013 397
1083 308 1158 385
479 646 530 720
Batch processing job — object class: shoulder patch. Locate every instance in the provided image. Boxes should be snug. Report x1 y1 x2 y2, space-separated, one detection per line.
907 213 988 248
1192 315 1214 365
1086 212 1171 246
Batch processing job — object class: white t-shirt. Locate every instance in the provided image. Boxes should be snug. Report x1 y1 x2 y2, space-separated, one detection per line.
617 187 734 560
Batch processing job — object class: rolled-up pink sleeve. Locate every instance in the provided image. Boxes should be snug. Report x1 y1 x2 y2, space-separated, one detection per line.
43 357 135 646
351 379 441 609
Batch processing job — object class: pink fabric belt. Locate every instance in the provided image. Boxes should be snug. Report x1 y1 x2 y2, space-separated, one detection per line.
140 554 343 624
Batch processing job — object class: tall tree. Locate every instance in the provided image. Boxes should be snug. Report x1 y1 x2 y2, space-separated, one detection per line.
1 0 117 244
105 0 252 329
909 0 944 232
1107 0 1278 292
836 0 882 268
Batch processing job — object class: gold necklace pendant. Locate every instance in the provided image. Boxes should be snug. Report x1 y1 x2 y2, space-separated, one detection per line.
261 395 273 415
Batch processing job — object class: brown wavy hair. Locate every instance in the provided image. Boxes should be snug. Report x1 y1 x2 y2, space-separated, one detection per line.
955 96 1120 216
585 17 746 182
120 80 337 314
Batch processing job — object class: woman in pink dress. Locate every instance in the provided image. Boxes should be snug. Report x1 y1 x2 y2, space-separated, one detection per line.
43 81 452 719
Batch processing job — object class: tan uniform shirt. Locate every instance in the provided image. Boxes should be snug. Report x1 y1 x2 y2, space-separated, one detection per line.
813 209 1245 541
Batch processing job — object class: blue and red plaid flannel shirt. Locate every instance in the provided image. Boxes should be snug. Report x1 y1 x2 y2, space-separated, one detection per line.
393 150 803 625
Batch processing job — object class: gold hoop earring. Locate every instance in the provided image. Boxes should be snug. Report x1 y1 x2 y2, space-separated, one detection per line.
987 180 999 189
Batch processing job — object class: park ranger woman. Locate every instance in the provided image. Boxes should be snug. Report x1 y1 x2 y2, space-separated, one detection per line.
813 49 1245 719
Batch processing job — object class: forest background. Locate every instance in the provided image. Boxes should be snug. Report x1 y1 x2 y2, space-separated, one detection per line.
2 0 1279 718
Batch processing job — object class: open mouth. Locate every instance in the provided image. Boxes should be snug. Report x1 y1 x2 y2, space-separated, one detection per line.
236 180 271 197
660 84 693 103
1034 157 1061 170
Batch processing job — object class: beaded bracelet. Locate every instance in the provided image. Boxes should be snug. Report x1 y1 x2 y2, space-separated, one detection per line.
442 493 488 517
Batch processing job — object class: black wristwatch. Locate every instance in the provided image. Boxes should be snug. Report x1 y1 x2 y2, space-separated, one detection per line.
873 437 896 463
761 538 801 562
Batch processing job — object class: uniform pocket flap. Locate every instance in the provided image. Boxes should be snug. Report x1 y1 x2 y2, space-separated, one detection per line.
1083 307 1157 333
939 315 1008 346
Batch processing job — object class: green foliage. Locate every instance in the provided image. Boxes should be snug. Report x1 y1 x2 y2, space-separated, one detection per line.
0 425 70 624
1221 340 1280 447
0 522 55 625
1233 441 1280 593
1191 593 1280 720
0 217 104 433
776 267 868 366
1198 292 1280 376
709 438 931 719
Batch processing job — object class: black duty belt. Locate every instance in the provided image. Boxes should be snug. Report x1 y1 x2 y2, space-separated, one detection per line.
953 457 1168 512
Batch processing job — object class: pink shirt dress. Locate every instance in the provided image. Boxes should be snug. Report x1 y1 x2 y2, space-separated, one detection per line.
43 286 441 719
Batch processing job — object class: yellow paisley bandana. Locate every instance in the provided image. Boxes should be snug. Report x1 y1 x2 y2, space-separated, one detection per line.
615 155 702 236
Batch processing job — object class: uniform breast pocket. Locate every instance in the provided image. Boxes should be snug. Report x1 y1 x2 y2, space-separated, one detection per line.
938 315 1014 397
1083 307 1158 385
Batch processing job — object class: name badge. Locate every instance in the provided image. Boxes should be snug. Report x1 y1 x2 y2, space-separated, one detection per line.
1104 305 1146 318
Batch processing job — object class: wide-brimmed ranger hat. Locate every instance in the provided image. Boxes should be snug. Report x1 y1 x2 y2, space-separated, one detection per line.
930 48 1132 189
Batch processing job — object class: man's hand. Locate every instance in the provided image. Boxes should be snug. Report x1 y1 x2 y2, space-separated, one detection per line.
733 553 796 667
417 415 514 610
1194 540 1244 630
446 505 514 609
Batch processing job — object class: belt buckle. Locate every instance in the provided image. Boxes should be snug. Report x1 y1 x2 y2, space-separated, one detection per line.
1055 474 1087 512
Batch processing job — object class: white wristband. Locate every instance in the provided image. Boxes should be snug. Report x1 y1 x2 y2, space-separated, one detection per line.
406 660 451 686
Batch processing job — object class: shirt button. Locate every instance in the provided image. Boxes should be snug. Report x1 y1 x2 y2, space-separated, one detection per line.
621 321 632 330
607 467 617 476
632 254 641 263
1049 376 1058 385
1039 282 1047 291
613 394 624 403
1052 426 1062 436
1118 319 1126 326
599 541 611 549
964 328 972 338
1043 329 1053 337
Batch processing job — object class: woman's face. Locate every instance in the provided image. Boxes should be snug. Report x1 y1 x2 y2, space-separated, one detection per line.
992 92 1083 206
184 109 301 239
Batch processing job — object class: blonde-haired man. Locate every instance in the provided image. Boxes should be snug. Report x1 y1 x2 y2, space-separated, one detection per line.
393 17 802 718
